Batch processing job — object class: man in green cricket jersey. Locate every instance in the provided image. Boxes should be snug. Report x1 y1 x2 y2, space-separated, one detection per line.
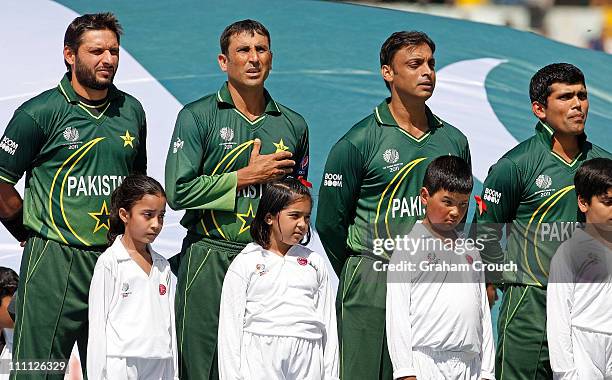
316 31 471 379
473 63 612 380
0 13 147 379
164 20 309 380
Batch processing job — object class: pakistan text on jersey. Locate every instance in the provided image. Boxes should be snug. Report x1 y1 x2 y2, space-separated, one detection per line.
237 183 264 199
540 222 582 242
391 196 425 218
67 175 126 197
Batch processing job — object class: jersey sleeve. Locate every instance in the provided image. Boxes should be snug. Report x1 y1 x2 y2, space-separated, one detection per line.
292 125 309 179
133 117 147 175
472 157 521 280
479 269 496 380
0 110 46 184
547 244 578 379
386 275 417 378
165 107 237 212
315 255 339 380
87 258 116 380
315 138 364 276
217 261 248 380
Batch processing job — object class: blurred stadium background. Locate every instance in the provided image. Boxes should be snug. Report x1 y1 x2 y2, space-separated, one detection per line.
351 0 612 52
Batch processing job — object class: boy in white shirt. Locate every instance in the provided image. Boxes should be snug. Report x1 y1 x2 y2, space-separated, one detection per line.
547 157 612 379
386 155 495 380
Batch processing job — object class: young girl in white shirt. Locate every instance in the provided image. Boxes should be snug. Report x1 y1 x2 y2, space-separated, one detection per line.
87 175 177 380
218 177 339 380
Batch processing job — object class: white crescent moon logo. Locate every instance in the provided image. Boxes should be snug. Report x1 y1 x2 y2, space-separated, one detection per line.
429 58 518 182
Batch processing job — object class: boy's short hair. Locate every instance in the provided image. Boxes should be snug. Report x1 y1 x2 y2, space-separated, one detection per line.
574 158 612 203
423 155 473 195
0 267 18 299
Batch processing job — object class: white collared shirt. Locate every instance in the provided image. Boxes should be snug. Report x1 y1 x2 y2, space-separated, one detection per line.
386 221 496 380
547 228 612 378
218 242 339 379
87 236 177 380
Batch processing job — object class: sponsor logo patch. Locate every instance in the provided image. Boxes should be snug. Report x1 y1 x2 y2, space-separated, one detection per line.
0 136 18 155
159 284 167 295
173 137 184 153
297 257 308 266
483 187 501 204
323 173 342 187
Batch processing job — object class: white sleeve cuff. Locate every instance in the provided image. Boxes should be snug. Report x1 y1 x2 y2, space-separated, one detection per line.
480 370 496 380
393 367 417 379
553 368 580 380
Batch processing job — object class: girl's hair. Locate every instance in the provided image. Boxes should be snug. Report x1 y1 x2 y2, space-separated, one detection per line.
250 177 312 249
0 266 18 299
107 174 166 244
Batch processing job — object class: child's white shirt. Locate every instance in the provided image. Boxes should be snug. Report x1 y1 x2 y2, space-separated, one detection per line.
218 242 339 379
87 237 178 380
386 221 495 380
547 228 612 378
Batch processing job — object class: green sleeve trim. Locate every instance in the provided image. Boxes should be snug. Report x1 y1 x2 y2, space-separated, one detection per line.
0 175 16 184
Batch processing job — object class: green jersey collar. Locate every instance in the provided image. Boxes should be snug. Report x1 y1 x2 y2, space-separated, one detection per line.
374 98 443 129
57 72 121 104
216 82 281 115
535 121 587 150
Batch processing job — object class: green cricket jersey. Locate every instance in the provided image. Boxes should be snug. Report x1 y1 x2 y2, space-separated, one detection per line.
164 82 309 244
0 74 147 247
473 121 611 286
316 98 471 274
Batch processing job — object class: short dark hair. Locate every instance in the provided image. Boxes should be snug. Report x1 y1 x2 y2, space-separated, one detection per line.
64 12 123 72
220 19 271 55
423 155 473 195
380 31 436 91
250 177 312 249
529 63 585 106
574 158 612 204
0 267 18 299
108 175 166 245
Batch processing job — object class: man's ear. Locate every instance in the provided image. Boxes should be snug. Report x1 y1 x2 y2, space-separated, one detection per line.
218 53 228 72
381 64 393 85
532 101 547 121
63 46 76 68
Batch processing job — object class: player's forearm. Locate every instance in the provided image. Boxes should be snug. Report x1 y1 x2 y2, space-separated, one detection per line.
0 183 23 218
0 183 28 241
166 172 237 211
316 220 349 276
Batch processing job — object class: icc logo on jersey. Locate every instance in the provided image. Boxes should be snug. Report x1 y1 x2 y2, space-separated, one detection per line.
63 127 79 142
383 149 399 164
535 174 552 190
220 127 234 141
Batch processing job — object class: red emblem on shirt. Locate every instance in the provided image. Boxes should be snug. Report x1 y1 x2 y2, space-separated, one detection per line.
474 195 487 216
159 284 167 295
297 257 308 266
466 255 474 265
